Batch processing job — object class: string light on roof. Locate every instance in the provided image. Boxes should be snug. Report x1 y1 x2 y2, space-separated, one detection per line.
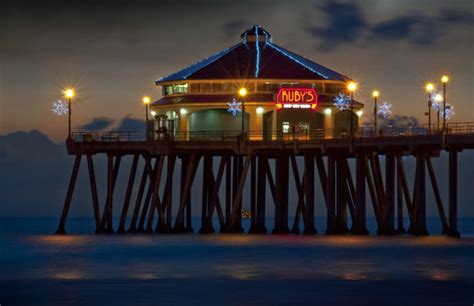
227 98 242 116
52 99 69 116
255 26 260 78
333 93 350 111
266 43 329 79
377 101 393 119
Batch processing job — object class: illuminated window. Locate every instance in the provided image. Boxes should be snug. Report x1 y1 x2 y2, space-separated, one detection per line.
299 123 309 134
165 85 173 95
282 122 290 133
164 84 188 95
172 83 188 94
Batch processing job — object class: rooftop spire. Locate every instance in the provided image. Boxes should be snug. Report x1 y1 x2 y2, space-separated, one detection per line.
240 25 272 43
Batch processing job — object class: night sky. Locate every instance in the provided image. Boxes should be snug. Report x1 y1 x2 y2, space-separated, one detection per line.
1 0 473 141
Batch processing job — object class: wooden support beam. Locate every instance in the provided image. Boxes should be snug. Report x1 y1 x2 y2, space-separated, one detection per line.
303 154 316 234
414 152 428 236
99 154 122 233
225 155 231 225
326 153 336 234
201 155 211 231
290 155 305 234
396 156 414 226
204 155 228 232
426 157 449 234
448 150 461 237
385 154 396 234
250 155 257 232
342 159 356 225
315 154 328 207
162 155 176 232
128 156 150 232
353 153 369 235
55 154 82 234
146 155 165 233
369 155 386 234
228 155 252 232
365 159 382 229
336 158 349 234
396 163 405 234
264 158 278 207
273 154 290 234
173 154 200 232
252 155 267 234
137 158 158 232
117 154 139 233
86 154 101 231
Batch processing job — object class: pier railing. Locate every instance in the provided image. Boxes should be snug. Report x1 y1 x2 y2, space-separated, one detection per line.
71 122 474 143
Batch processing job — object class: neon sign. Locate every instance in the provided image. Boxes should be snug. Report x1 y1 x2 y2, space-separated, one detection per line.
276 88 318 110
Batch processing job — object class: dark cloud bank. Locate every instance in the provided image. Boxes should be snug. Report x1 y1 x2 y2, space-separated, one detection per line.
307 1 474 50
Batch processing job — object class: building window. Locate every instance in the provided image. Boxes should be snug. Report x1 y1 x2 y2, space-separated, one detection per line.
282 122 290 133
200 83 211 93
222 83 234 92
173 83 188 94
190 83 199 93
164 84 188 95
211 83 222 92
299 122 310 134
165 85 173 95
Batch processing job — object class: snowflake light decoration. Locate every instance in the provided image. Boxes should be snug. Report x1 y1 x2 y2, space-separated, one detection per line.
227 98 242 117
52 99 69 116
333 93 350 111
377 101 392 119
441 103 455 120
430 90 443 112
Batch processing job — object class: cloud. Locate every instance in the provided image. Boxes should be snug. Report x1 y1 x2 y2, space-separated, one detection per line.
113 115 145 131
78 117 115 131
306 1 474 50
307 1 367 50
371 15 420 41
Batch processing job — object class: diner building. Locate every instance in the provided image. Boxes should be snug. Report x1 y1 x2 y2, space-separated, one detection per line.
152 25 363 139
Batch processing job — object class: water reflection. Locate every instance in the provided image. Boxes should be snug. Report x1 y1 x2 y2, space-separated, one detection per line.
216 263 261 280
50 270 88 280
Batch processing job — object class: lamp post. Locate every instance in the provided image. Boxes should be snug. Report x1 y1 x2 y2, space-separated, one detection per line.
372 90 379 136
441 75 449 133
64 88 75 139
143 96 151 140
425 83 434 133
347 81 357 135
238 87 247 136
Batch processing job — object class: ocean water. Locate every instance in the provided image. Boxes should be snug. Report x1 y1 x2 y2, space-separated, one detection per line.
0 218 473 306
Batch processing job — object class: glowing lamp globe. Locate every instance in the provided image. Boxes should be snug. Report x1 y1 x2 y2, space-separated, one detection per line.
64 88 75 99
372 90 380 98
238 87 247 97
425 83 434 92
143 96 151 104
347 82 357 92
441 75 449 83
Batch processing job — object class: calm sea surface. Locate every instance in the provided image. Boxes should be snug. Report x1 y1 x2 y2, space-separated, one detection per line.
0 217 473 306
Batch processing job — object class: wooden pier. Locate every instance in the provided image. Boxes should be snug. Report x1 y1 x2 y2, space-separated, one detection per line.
56 123 474 237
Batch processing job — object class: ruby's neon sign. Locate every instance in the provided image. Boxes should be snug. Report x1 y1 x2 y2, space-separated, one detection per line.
276 88 318 110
